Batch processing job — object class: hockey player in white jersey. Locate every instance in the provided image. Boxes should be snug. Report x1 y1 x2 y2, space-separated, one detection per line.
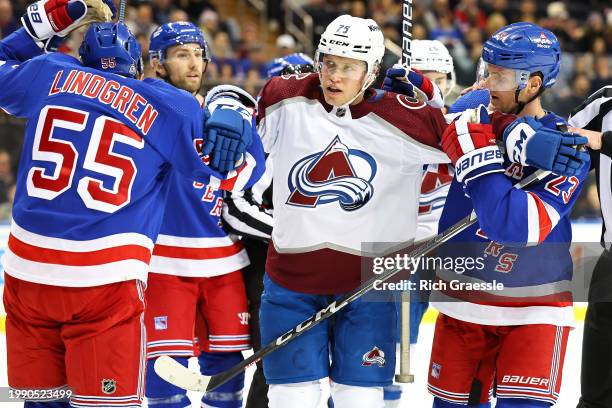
254 15 580 408
143 22 260 408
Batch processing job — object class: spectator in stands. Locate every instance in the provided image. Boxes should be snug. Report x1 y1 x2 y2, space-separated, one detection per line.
276 34 297 57
152 0 172 25
454 0 486 34
590 56 611 95
485 12 507 38
169 8 189 23
515 0 537 23
0 0 16 39
348 0 367 19
548 73 592 118
211 31 238 80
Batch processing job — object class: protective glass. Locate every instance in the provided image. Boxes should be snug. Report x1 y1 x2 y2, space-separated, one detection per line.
476 59 529 92
317 55 367 80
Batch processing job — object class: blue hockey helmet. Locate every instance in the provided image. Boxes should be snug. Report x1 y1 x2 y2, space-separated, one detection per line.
264 52 314 79
480 22 561 90
149 21 209 64
79 22 143 79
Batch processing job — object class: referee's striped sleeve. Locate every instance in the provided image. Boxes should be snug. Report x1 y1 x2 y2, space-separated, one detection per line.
569 86 612 133
222 165 273 241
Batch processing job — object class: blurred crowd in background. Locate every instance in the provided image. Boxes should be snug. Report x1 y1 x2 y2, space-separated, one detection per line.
0 0 609 221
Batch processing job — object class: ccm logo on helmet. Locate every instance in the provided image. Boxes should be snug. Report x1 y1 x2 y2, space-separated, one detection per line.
328 40 350 46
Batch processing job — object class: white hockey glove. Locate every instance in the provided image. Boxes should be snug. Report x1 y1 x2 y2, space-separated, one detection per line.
22 0 115 51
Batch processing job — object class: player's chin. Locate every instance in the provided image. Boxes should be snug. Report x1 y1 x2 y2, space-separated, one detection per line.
323 88 345 105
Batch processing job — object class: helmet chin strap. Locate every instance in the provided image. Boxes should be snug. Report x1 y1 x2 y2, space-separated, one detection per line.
334 73 376 117
513 86 544 116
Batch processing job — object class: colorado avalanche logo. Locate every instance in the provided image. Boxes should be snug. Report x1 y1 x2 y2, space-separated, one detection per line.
362 346 386 367
287 136 377 211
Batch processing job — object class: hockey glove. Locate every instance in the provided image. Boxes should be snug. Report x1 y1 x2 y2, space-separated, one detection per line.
442 105 504 184
22 0 115 51
202 85 256 173
383 64 445 108
504 116 589 176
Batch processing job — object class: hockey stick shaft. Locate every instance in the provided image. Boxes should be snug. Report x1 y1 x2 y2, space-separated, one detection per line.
401 0 413 69
155 169 551 392
397 0 415 383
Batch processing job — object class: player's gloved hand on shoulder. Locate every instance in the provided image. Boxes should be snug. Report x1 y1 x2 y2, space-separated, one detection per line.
383 64 445 109
442 105 504 184
22 0 115 52
504 116 589 176
202 85 257 173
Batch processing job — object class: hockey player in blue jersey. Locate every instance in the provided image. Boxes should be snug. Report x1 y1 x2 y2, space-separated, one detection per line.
429 23 588 407
143 21 263 408
0 1 262 406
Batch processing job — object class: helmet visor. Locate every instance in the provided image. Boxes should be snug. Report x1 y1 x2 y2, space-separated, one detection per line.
476 59 529 92
317 53 367 81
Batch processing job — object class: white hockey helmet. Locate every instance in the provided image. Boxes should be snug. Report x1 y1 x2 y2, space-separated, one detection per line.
316 15 385 91
411 40 456 96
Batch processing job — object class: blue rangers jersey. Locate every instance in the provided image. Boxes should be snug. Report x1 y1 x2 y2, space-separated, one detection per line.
150 125 264 277
431 112 589 327
0 29 259 287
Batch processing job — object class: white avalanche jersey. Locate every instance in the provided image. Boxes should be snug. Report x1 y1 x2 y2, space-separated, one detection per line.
257 73 449 294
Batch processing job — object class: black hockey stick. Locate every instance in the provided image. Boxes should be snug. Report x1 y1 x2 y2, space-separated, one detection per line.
397 0 415 384
154 168 552 392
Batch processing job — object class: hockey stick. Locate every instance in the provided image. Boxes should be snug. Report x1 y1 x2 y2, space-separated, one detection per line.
118 0 126 22
154 168 552 393
397 0 415 384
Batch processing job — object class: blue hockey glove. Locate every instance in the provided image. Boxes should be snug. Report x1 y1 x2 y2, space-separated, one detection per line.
448 89 491 114
202 85 256 173
383 64 444 108
504 117 589 176
22 0 115 51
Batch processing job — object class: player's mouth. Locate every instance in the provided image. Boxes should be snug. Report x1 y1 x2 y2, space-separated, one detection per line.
326 86 343 95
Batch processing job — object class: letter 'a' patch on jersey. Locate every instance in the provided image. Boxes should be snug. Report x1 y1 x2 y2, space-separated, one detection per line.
286 136 377 211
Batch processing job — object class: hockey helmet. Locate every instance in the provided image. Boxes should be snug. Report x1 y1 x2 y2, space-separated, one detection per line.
79 22 143 79
264 52 315 79
149 21 209 65
478 22 561 91
315 15 385 90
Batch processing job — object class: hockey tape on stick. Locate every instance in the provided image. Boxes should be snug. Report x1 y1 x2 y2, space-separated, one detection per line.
154 169 551 392
118 0 126 21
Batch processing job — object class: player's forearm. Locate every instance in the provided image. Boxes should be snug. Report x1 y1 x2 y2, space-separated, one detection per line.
0 28 43 63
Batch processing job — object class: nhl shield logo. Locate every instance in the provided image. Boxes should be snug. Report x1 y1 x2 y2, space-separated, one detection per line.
102 379 116 394
362 346 385 367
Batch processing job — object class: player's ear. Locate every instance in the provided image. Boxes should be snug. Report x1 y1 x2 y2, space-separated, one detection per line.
151 58 167 78
525 74 543 97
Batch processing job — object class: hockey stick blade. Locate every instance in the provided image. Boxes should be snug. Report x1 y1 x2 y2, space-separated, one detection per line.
156 169 551 392
154 355 210 392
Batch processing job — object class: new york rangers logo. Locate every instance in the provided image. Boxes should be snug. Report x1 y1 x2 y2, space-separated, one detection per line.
287 136 377 211
362 346 386 367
